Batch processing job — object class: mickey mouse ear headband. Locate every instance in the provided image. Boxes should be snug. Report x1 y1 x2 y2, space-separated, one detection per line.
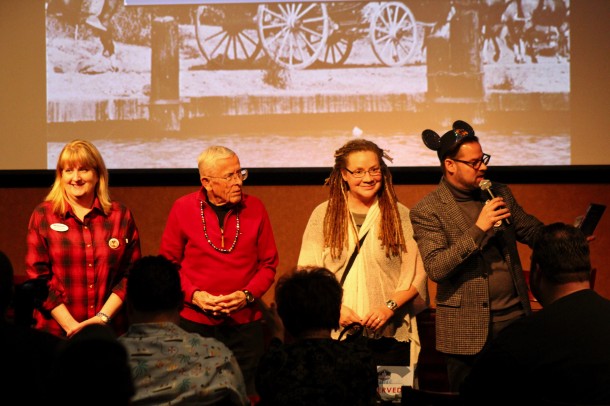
422 120 477 161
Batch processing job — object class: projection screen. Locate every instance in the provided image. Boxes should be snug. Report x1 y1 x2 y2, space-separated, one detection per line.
2 0 610 171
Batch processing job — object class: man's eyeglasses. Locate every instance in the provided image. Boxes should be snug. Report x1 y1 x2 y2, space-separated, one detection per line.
345 167 382 178
451 153 491 169
204 168 248 182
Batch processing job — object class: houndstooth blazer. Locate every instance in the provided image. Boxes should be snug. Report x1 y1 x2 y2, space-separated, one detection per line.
409 178 543 355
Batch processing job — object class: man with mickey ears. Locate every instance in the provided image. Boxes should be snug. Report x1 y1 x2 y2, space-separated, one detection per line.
160 145 279 402
409 120 544 392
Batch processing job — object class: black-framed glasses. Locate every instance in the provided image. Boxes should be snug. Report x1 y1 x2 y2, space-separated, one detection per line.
344 167 382 178
451 153 491 169
204 168 248 182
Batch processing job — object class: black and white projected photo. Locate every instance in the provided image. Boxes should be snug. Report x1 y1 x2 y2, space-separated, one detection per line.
45 0 571 169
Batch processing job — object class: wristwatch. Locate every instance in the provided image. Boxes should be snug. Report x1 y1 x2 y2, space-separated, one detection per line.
385 299 398 311
242 290 255 304
96 312 110 324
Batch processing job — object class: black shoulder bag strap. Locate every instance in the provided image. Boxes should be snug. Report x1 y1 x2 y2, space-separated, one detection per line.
339 231 369 287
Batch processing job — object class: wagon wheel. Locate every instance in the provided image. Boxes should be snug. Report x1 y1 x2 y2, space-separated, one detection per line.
317 28 353 66
257 2 329 70
194 5 262 68
369 2 418 67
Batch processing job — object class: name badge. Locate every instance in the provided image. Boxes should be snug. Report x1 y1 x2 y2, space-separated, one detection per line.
51 223 69 232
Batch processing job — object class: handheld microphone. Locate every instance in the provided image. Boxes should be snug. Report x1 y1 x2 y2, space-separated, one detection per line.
479 179 511 225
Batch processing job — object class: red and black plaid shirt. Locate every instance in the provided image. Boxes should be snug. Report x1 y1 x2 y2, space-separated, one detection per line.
25 198 141 337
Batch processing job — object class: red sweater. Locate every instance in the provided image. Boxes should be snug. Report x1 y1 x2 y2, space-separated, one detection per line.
160 189 278 325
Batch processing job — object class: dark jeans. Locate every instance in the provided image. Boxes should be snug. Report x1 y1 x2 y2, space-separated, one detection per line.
445 316 521 392
180 317 264 397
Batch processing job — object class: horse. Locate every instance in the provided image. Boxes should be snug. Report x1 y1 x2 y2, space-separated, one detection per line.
524 0 570 63
479 0 529 64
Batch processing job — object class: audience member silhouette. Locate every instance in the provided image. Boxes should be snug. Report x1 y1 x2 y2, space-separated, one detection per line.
0 251 14 321
119 255 249 405
0 250 62 404
255 266 378 406
460 222 610 405
52 323 134 406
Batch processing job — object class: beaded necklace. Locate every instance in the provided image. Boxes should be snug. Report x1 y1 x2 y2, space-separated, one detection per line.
200 201 240 253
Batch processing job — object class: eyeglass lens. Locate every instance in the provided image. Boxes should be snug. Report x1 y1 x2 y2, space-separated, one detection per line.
348 168 381 178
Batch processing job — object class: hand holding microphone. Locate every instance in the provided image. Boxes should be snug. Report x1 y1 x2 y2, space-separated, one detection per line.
479 179 511 227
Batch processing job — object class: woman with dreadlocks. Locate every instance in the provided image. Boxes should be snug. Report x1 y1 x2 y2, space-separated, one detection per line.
297 138 428 379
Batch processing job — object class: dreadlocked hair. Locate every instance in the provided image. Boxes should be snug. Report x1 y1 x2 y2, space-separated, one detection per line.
323 139 406 259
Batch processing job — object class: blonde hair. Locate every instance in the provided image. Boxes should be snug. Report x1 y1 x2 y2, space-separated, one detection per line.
45 140 111 215
323 139 406 259
197 145 237 178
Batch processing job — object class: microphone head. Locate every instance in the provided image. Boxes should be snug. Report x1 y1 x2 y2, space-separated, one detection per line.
479 179 492 191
